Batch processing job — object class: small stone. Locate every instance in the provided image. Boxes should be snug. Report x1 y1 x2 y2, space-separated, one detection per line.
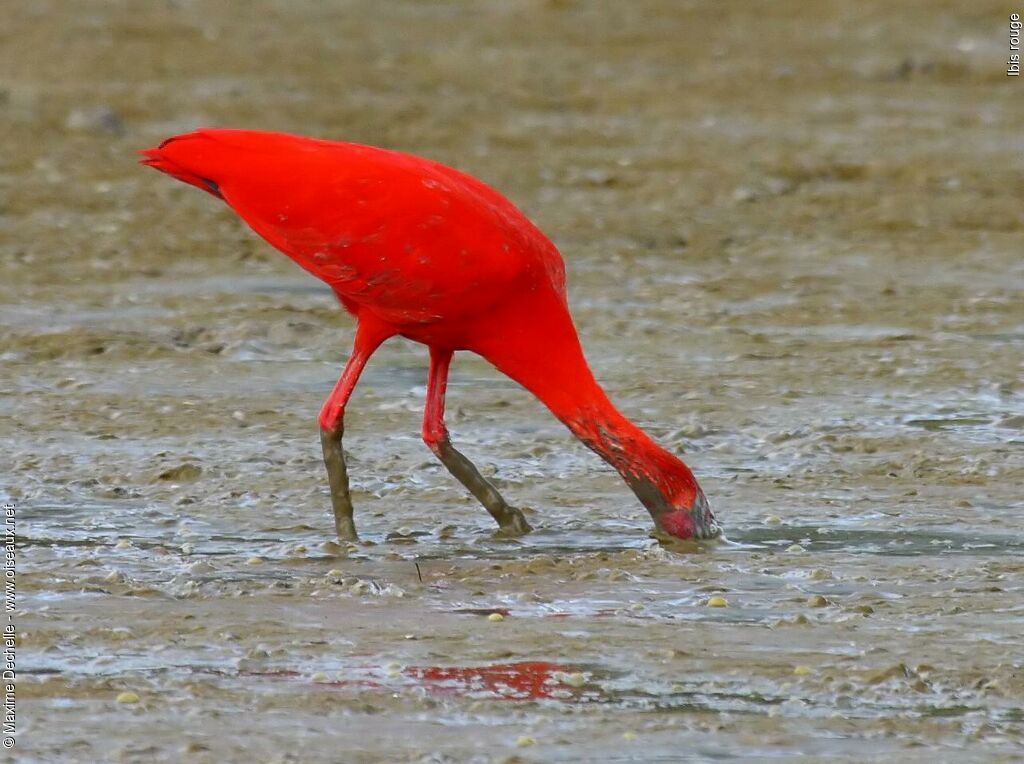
793 665 812 676
311 672 330 683
65 105 124 135
487 612 505 622
732 186 757 202
622 731 638 741
180 543 194 556
563 672 586 687
516 736 536 747
807 595 829 608
706 596 729 608
156 463 202 482
764 515 782 525
786 544 805 553
116 691 140 703
438 524 458 539
350 580 373 595
114 539 132 549
245 557 262 566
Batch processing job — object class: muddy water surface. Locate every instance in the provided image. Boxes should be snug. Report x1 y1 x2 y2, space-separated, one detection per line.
2 1 1023 761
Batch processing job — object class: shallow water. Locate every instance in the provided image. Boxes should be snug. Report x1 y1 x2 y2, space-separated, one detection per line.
3 0 1024 761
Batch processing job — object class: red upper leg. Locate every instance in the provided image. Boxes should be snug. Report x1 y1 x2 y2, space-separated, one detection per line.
421 347 454 451
319 317 394 432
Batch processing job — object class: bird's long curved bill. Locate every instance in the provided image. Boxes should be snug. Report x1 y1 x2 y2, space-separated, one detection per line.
138 147 223 199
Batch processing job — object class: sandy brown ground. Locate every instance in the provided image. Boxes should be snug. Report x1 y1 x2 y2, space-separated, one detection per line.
2 1 1023 761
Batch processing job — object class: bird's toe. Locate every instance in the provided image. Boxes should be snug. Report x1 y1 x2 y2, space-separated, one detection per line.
496 507 533 537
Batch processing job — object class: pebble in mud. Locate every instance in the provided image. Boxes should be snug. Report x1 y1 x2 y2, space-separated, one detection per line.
552 671 586 687
487 612 505 622
65 104 124 134
564 672 586 687
320 540 343 555
706 596 729 608
155 463 202 482
116 691 140 704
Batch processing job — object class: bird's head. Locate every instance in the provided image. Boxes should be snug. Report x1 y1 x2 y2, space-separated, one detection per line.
621 456 720 542
656 488 719 541
139 131 227 199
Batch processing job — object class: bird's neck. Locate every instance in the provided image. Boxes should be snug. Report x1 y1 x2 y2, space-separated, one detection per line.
548 373 701 517
475 300 701 518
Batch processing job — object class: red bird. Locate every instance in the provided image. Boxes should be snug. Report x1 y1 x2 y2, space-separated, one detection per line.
140 129 719 542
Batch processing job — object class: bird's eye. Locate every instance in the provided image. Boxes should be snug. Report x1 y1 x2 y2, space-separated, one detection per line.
201 177 222 197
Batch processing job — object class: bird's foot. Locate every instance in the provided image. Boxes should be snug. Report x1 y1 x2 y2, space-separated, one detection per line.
494 506 533 537
334 516 359 543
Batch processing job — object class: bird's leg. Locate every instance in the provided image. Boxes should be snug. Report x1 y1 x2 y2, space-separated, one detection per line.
319 424 356 541
319 322 389 541
422 347 532 535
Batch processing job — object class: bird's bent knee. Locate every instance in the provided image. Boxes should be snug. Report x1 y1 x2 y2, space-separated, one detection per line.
422 426 449 454
319 408 344 434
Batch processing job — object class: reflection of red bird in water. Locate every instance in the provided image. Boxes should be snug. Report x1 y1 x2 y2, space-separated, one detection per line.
406 661 578 700
242 661 585 701
140 129 719 541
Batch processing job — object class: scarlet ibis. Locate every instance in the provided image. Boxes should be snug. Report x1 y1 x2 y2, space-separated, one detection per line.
140 129 718 542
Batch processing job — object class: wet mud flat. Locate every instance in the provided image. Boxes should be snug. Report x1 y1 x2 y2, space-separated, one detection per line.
2 0 1024 761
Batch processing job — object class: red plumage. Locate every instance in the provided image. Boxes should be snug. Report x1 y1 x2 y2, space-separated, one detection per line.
141 129 718 541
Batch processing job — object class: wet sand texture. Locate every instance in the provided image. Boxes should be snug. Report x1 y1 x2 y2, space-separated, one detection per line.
2 1 1023 761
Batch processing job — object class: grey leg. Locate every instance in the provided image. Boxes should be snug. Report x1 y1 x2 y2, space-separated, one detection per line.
317 321 389 541
320 424 357 541
422 347 532 535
